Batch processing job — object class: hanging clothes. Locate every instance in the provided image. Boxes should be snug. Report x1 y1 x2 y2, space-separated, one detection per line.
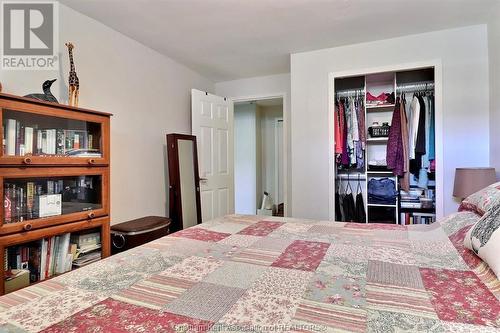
428 94 436 161
338 190 346 221
407 96 420 160
341 100 350 167
343 192 356 222
421 94 431 170
334 102 343 155
335 95 365 170
386 98 404 176
335 191 342 221
335 181 342 221
339 177 356 222
357 99 366 148
356 99 366 169
354 178 366 223
347 98 359 165
400 96 410 192
355 192 366 223
410 95 426 176
415 95 426 154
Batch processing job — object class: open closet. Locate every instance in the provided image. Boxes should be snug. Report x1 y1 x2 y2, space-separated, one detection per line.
333 67 437 225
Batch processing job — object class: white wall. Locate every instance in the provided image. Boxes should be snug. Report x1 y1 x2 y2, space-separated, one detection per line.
0 4 214 224
215 73 291 215
291 25 490 220
259 105 283 204
234 104 258 214
489 6 500 177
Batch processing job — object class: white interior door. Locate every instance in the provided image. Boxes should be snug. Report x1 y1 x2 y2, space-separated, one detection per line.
191 89 234 222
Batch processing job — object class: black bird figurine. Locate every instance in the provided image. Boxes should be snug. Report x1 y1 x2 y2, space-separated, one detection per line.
24 79 58 103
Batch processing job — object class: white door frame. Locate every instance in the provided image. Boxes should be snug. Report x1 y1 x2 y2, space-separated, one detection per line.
328 60 444 221
230 93 288 216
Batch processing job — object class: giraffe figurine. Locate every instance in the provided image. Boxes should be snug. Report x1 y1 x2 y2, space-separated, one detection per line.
65 42 79 107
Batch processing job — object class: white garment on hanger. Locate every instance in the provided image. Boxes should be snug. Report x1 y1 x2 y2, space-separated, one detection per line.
408 96 420 160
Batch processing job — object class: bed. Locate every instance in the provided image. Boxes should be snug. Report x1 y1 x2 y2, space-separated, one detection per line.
0 212 498 332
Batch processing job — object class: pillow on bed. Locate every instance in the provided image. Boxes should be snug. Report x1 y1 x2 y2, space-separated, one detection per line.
464 204 500 278
459 181 500 216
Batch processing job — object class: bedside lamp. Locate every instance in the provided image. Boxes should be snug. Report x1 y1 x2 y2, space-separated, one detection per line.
453 167 497 200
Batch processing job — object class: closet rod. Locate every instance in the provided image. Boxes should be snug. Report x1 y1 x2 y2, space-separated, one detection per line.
335 88 364 97
396 81 434 92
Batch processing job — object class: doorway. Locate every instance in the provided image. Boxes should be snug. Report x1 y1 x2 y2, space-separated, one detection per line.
234 98 284 217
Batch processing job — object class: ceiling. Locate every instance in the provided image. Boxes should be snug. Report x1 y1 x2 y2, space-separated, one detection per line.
236 97 283 107
60 0 498 82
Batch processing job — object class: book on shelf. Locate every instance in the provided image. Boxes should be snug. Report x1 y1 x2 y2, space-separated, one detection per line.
400 212 436 225
4 231 101 285
5 119 16 156
2 118 101 157
71 232 100 249
400 202 422 209
65 149 101 157
70 231 102 267
3 178 98 223
72 250 101 267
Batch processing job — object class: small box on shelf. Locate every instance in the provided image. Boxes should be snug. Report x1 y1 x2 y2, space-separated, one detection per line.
39 194 62 218
4 269 30 293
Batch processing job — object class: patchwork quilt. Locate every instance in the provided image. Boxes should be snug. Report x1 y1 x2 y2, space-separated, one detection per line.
0 213 499 332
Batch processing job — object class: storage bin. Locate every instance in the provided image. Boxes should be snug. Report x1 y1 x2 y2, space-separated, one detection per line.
111 216 171 254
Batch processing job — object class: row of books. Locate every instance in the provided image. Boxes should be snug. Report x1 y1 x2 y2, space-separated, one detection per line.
4 181 64 223
4 231 102 284
2 118 101 157
400 213 436 225
4 178 99 223
6 234 73 283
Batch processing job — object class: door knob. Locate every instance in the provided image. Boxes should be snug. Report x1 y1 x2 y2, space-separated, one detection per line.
199 178 208 182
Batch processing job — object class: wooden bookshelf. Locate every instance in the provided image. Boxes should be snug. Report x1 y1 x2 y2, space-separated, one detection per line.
0 93 111 295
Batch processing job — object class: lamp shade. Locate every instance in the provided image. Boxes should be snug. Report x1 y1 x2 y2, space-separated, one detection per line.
453 167 497 199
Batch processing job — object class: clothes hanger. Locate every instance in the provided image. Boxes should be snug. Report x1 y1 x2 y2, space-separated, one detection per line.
345 173 353 195
344 173 349 194
356 173 363 194
337 173 343 194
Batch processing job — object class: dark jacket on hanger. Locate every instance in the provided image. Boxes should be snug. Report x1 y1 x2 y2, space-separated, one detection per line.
386 99 404 176
342 193 356 222
415 95 427 154
355 192 366 223
335 191 342 221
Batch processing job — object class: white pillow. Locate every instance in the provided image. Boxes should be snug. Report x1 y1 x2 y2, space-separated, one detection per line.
464 204 500 278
